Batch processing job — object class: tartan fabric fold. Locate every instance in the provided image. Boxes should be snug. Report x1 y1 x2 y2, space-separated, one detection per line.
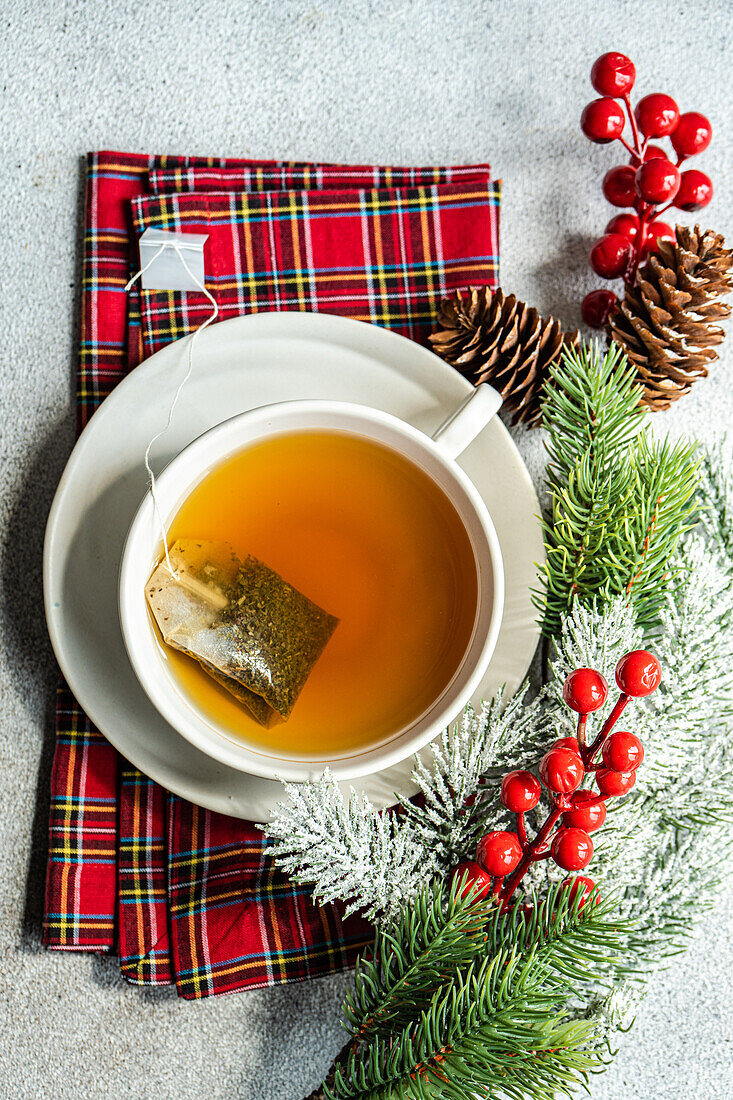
127 160 494 369
44 151 500 997
117 767 171 984
45 681 117 950
131 180 500 359
148 161 494 195
168 805 367 999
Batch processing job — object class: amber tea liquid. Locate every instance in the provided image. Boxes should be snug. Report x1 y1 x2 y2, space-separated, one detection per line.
163 431 478 758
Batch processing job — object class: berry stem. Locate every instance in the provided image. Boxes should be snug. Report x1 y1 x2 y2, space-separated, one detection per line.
623 93 642 158
498 690 629 906
499 803 564 907
585 692 630 762
625 205 655 286
617 92 658 289
616 134 636 158
516 811 529 849
576 713 588 749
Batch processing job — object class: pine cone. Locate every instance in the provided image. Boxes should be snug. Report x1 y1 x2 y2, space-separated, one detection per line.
610 225 733 410
429 287 579 427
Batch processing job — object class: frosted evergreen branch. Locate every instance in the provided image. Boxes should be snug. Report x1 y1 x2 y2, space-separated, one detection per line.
513 511 733 1040
264 772 429 924
403 688 544 865
548 596 642 704
550 526 733 1029
580 981 640 1052
265 690 547 924
697 438 733 556
590 533 733 964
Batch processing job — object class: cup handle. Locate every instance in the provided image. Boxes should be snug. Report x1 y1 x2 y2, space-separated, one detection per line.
431 384 503 460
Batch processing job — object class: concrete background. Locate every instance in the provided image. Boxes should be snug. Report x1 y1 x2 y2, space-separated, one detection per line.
1 1 732 1096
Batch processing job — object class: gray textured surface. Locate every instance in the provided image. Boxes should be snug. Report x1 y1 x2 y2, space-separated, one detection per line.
1 1 732 1097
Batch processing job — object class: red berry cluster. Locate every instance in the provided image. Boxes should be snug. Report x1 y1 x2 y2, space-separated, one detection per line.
453 649 661 909
579 52 713 329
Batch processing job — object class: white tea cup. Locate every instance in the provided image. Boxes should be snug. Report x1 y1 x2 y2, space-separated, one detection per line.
119 386 504 781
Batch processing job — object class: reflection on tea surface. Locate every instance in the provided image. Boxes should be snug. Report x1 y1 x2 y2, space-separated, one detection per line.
161 430 478 757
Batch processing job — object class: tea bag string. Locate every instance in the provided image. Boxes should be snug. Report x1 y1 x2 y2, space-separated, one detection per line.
125 243 220 575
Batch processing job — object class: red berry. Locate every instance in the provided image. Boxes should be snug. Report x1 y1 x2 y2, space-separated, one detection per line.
647 219 675 242
596 767 636 796
539 748 584 794
603 165 637 207
476 831 523 877
671 112 712 158
561 875 599 910
562 790 607 832
451 859 493 901
590 233 633 279
634 159 681 204
563 668 609 714
552 736 581 754
602 730 645 772
605 212 640 241
501 770 542 813
675 169 713 211
581 289 618 328
642 220 675 258
634 93 680 138
581 98 626 143
615 650 662 696
551 827 594 871
591 52 635 97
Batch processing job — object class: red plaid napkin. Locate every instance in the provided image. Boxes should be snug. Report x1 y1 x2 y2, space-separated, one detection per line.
44 152 500 997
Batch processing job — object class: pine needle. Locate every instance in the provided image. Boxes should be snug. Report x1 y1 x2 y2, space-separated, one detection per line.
537 341 699 637
327 880 628 1100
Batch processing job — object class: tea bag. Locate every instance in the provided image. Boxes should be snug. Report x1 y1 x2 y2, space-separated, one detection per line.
146 539 338 726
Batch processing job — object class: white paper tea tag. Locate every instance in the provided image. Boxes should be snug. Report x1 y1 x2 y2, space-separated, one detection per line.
139 227 209 292
125 227 219 577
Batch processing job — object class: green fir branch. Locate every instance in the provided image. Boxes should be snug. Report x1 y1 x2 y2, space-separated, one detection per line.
537 342 699 638
343 877 496 1039
484 881 633 987
327 946 598 1100
329 947 601 1100
618 434 699 631
542 341 644 480
325 880 632 1100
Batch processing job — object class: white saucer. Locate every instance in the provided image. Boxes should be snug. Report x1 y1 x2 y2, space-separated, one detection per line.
44 312 543 820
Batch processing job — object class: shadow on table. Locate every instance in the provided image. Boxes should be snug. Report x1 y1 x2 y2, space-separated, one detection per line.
88 952 177 1001
532 232 596 329
3 416 75 951
3 156 86 953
